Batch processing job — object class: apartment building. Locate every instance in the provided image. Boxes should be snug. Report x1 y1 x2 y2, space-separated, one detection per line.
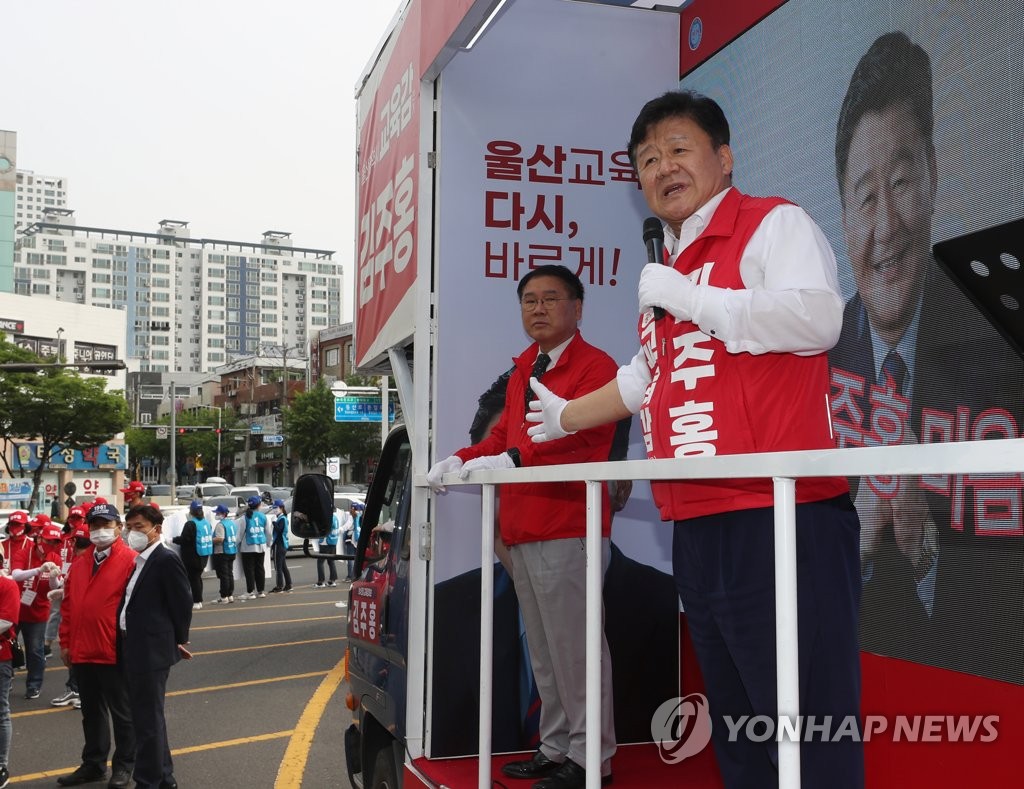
13 211 343 373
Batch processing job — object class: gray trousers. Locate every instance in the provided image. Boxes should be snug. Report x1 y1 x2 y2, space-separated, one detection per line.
509 537 616 771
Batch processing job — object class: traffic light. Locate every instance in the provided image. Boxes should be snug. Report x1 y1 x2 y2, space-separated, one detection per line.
178 427 187 435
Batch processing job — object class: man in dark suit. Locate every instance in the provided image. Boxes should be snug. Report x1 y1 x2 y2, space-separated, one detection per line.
119 505 193 789
830 32 1024 679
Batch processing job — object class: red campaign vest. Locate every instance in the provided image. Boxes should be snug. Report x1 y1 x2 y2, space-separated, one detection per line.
639 189 848 521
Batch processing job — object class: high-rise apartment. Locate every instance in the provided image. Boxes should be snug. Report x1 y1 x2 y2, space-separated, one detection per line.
13 211 342 373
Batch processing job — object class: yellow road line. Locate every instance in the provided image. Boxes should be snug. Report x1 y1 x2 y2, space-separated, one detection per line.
275 658 347 789
191 615 341 631
11 671 332 719
192 636 344 656
175 729 293 755
196 599 343 613
11 731 294 784
169 671 330 696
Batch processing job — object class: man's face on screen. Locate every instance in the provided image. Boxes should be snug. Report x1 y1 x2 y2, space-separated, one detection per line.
841 102 937 348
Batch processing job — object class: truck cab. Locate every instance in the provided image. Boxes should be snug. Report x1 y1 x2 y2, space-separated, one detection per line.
344 425 412 788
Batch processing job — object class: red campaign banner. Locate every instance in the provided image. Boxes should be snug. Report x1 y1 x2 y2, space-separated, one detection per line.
354 0 483 367
354 8 421 367
678 0 787 77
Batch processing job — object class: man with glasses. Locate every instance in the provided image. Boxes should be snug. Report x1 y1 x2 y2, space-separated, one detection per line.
427 264 619 789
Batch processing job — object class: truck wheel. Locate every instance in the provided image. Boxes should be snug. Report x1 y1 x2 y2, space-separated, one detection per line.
372 746 399 789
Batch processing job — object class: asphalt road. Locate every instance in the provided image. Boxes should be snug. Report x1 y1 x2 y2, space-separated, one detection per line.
7 554 355 788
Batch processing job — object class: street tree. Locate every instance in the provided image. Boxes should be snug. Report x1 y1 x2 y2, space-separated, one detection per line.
124 407 244 482
0 339 132 505
284 379 380 478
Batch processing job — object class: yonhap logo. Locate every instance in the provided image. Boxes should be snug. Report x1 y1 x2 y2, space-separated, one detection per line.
651 693 713 764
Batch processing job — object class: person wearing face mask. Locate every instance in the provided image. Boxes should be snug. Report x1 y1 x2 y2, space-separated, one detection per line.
43 507 85 662
1 512 31 571
170 501 213 610
9 517 63 701
119 504 192 789
48 513 92 711
268 500 292 594
238 496 270 600
56 504 137 789
209 505 238 604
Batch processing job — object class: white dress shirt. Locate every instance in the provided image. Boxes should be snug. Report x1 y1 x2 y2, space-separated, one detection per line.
617 187 844 413
120 540 160 632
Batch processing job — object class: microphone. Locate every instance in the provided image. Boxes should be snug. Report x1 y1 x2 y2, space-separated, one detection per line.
642 216 666 320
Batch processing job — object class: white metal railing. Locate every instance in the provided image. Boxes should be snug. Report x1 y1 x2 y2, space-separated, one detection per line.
423 437 1024 789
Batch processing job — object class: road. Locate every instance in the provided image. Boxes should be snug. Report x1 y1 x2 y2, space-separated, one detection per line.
7 554 355 788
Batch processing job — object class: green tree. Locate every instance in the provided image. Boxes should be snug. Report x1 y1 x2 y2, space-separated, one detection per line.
284 379 380 477
124 407 245 481
0 338 132 505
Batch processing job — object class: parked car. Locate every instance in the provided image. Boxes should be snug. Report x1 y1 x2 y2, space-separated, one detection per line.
147 484 172 497
334 492 367 512
174 486 195 504
269 487 293 502
194 482 231 499
204 495 247 516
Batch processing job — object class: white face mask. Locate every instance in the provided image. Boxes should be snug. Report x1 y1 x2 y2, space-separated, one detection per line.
126 529 152 553
90 528 116 547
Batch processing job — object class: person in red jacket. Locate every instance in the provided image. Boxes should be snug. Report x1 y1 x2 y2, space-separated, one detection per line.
119 481 147 512
1 512 31 570
10 517 62 701
56 504 137 789
526 91 863 789
0 551 22 789
427 265 619 789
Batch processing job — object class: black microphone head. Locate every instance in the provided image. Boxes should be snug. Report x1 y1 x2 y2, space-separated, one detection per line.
642 217 663 244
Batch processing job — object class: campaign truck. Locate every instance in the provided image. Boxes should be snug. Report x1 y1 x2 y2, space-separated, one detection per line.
343 1 1023 787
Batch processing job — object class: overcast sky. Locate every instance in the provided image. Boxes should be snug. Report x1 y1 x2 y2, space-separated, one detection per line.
4 0 405 321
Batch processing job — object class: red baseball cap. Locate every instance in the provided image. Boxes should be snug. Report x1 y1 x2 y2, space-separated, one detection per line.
40 523 64 542
120 481 146 496
67 506 87 521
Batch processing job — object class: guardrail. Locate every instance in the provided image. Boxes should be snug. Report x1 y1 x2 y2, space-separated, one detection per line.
424 437 1024 789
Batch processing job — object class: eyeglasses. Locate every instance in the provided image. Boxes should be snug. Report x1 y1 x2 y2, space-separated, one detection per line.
520 296 573 311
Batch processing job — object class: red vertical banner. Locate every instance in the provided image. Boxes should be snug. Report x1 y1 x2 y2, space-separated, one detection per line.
354 6 422 368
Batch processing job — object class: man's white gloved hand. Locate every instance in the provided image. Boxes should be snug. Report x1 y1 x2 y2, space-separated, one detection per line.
526 377 576 443
458 452 516 479
638 262 697 320
40 561 60 575
426 455 464 494
47 588 65 603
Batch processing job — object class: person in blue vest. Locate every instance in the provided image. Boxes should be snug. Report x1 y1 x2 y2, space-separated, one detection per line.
171 501 213 610
210 504 238 604
344 503 363 582
268 499 292 594
238 496 270 600
314 511 340 588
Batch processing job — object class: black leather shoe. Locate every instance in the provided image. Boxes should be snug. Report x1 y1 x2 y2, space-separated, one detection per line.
159 779 178 789
532 759 613 789
501 751 562 780
107 769 131 788
56 765 106 786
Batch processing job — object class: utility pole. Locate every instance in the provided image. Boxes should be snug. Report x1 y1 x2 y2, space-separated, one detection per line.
169 379 177 490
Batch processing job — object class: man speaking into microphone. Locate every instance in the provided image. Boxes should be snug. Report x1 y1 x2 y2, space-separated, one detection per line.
526 90 863 789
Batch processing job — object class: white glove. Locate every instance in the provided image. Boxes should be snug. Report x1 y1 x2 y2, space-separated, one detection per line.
426 455 464 494
638 263 697 320
458 452 516 479
525 377 576 443
40 561 60 575
47 588 65 603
